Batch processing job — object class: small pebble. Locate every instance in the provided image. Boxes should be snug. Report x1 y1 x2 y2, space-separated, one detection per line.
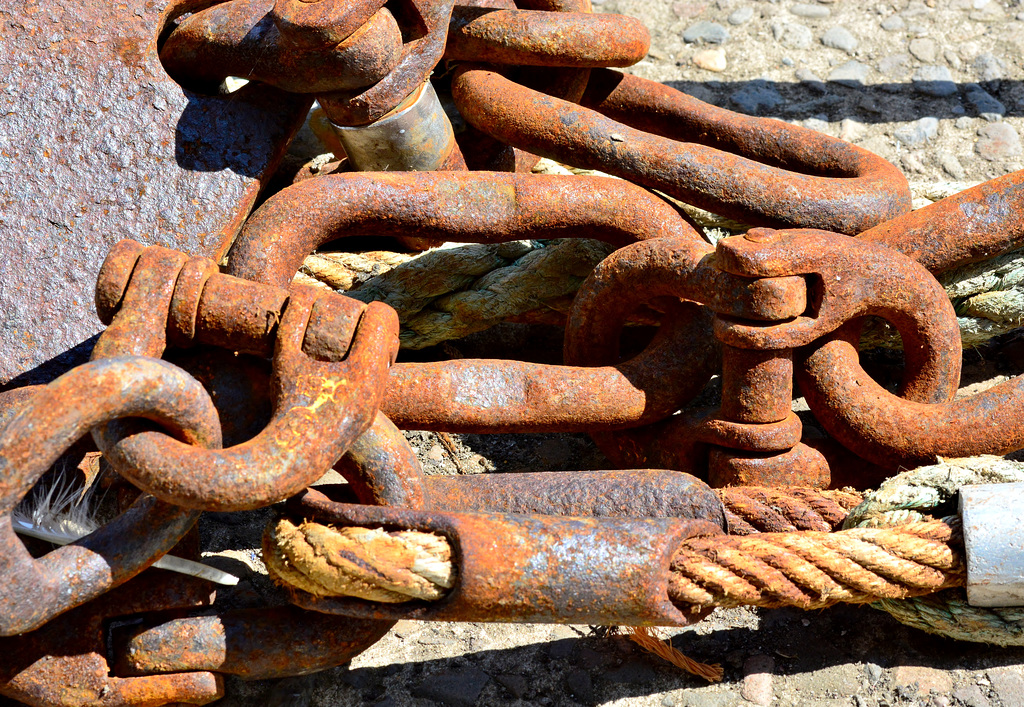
821 26 859 54
790 3 830 18
693 48 727 72
683 20 730 44
902 153 927 173
912 65 958 96
877 53 913 79
795 67 827 92
803 116 829 132
727 6 754 25
937 151 966 179
989 666 1024 706
771 21 814 49
952 683 992 707
881 14 906 31
742 655 775 706
965 83 1006 120
893 665 953 696
956 116 974 129
973 52 1005 81
827 60 871 86
865 663 884 684
976 122 1022 161
894 116 939 146
839 118 865 141
909 37 938 63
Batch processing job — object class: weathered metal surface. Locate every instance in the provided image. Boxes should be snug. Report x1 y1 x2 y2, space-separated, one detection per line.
160 0 403 95
333 82 462 171
798 326 1024 469
451 67 911 233
860 169 1024 275
336 411 428 508
424 470 726 523
284 488 725 626
444 7 649 66
0 357 219 635
225 171 703 286
91 241 400 511
0 0 309 386
960 483 1024 608
113 606 393 680
0 571 221 706
317 0 458 125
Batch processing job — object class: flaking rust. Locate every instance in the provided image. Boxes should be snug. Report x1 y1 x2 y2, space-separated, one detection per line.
0 0 309 386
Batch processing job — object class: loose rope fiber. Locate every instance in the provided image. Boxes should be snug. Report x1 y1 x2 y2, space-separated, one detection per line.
295 166 1024 349
843 456 1024 646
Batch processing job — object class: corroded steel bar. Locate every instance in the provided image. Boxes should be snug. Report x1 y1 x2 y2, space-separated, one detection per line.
0 357 220 636
798 327 1024 469
1 572 222 706
451 68 911 234
284 489 726 626
160 0 403 94
423 470 726 524
859 169 1024 274
445 8 649 67
383 303 714 432
114 607 393 680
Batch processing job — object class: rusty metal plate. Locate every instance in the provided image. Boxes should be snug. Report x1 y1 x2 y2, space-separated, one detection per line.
0 0 310 386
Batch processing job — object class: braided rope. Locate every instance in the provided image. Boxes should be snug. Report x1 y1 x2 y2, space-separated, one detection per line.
667 518 962 611
843 456 1024 646
263 489 963 614
296 168 1024 349
717 487 862 535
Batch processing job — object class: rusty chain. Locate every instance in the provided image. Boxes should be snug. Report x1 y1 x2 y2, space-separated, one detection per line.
4 1 1024 703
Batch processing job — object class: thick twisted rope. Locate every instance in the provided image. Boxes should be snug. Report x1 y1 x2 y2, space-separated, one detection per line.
843 456 1024 646
667 517 961 611
717 487 862 535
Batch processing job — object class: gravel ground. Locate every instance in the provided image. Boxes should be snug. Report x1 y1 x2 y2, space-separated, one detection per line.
10 1 1024 706
199 3 1024 706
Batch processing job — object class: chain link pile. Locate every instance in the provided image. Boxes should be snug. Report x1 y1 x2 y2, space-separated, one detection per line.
4 2 1024 704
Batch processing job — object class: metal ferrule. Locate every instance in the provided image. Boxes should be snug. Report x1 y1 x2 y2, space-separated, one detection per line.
331 81 457 171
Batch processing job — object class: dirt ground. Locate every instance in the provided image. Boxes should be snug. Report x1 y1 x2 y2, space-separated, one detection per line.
10 1 1024 705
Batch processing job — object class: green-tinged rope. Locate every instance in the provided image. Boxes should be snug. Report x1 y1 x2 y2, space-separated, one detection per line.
843 455 1024 646
296 165 1024 350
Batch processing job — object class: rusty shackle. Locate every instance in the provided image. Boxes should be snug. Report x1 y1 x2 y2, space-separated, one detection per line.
91 240 399 511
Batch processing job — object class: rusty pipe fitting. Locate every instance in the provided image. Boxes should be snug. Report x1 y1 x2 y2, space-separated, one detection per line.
283 488 726 626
